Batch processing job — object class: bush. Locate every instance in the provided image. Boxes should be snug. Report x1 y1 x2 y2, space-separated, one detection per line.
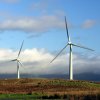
63 94 68 99
42 95 49 99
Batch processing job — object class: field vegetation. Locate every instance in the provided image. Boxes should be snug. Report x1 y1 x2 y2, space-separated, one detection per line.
0 78 100 99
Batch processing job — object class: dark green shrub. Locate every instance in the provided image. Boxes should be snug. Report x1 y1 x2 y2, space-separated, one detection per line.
42 95 49 99
97 94 100 100
48 94 61 99
63 94 68 99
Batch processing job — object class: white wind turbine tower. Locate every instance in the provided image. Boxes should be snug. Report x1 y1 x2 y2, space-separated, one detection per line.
50 17 94 80
11 40 24 79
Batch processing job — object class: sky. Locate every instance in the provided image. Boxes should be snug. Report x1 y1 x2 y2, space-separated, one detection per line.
0 0 100 77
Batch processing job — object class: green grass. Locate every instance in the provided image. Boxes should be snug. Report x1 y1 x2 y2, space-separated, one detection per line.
47 79 100 88
0 93 100 100
0 94 42 100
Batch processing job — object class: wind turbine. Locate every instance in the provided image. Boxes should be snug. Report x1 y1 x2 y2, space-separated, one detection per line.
50 17 94 80
11 40 24 79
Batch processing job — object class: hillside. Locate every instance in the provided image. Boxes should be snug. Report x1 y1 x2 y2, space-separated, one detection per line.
0 78 100 99
0 78 100 94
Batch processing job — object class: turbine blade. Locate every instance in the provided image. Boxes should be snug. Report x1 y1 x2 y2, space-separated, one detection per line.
18 61 23 67
65 16 70 42
11 59 17 61
17 61 19 66
72 43 94 51
18 61 26 70
50 44 68 64
17 40 24 58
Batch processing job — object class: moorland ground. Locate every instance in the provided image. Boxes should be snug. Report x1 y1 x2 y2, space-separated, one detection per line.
0 78 100 99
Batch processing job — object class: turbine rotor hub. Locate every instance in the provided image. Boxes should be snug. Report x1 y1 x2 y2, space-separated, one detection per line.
68 41 72 45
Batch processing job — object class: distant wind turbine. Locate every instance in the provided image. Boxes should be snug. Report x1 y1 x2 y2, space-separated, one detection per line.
50 17 94 80
11 40 24 79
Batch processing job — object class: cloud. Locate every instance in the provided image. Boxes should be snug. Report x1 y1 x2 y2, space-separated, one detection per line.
0 48 99 75
0 15 64 34
82 20 96 29
0 0 19 3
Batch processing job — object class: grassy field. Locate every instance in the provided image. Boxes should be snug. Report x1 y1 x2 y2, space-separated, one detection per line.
0 78 100 99
0 93 100 100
